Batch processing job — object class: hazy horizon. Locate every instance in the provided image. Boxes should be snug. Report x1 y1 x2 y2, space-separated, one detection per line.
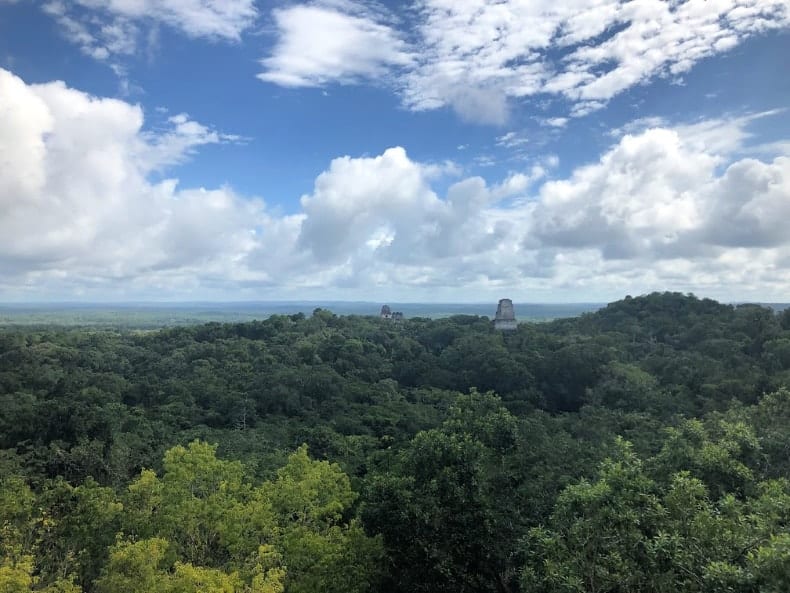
0 295 786 306
2 298 787 329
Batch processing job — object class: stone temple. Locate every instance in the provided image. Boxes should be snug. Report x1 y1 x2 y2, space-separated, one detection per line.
494 298 517 331
380 305 404 321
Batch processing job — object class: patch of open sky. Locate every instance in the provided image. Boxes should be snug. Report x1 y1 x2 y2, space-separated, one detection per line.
623 33 789 127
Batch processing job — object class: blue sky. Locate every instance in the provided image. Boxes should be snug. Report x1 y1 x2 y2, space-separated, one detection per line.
0 0 789 302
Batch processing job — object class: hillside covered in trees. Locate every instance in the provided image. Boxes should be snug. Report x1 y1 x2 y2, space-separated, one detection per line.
1 292 790 592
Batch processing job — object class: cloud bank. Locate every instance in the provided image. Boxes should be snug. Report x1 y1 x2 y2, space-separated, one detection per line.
1 68 789 300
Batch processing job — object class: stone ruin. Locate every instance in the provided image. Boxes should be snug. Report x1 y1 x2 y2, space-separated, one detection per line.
494 298 517 331
380 305 403 322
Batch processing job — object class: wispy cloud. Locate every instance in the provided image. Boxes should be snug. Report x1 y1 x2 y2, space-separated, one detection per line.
42 0 257 69
496 131 529 149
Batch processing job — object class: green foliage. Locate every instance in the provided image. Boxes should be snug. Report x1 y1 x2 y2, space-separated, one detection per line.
95 536 284 593
652 417 761 498
523 439 790 593
94 538 171 593
125 441 250 566
0 476 35 560
119 441 381 593
0 556 36 593
748 388 790 478
34 478 123 589
523 438 661 593
1 293 789 592
263 445 356 528
262 446 382 593
364 392 526 593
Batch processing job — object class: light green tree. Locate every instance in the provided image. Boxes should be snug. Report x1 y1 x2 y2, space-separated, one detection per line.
119 441 379 593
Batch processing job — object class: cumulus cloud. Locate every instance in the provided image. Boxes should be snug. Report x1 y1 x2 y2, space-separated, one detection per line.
257 109 790 300
529 123 790 261
297 147 441 261
253 111 789 299
258 2 412 87
2 68 790 300
259 0 790 124
699 156 790 248
529 128 716 258
0 68 265 296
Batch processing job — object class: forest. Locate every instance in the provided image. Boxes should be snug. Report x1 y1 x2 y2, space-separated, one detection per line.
1 292 789 593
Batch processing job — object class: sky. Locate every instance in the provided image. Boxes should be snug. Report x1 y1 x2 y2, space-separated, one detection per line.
0 0 789 303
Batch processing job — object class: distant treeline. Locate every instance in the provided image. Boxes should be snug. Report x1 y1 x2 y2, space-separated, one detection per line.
1 292 789 592
0 301 603 327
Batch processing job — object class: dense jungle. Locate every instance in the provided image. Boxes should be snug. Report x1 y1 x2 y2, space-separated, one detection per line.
1 292 789 593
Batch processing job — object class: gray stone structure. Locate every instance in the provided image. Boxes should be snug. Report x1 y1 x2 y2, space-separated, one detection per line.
494 298 517 330
380 305 404 321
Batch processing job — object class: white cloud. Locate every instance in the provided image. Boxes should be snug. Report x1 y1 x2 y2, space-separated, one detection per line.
529 128 718 258
258 3 412 87
496 131 529 148
609 110 784 154
272 109 790 299
2 68 790 300
76 0 257 40
542 117 569 128
569 100 608 118
0 68 265 296
0 69 52 213
297 146 441 262
699 156 790 248
259 0 790 124
672 110 783 155
474 154 497 167
526 120 790 274
141 113 243 171
43 1 135 62
42 0 257 67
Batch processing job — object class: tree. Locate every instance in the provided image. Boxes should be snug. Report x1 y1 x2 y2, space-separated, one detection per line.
262 446 382 593
120 441 380 593
34 478 122 590
364 392 523 593
124 440 256 567
652 418 760 498
522 438 660 593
